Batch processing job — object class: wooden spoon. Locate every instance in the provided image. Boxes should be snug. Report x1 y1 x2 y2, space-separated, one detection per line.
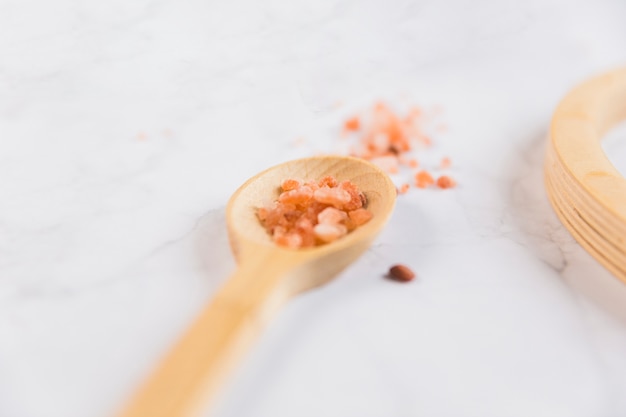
116 155 397 417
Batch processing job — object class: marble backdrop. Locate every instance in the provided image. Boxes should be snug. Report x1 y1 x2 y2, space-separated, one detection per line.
1 0 626 416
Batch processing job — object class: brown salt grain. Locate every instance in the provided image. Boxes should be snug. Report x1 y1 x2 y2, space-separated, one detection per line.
388 264 415 282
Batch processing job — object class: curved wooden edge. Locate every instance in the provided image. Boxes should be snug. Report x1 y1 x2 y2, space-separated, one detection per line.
550 67 626 222
547 146 626 249
546 175 626 281
546 67 626 283
546 172 626 281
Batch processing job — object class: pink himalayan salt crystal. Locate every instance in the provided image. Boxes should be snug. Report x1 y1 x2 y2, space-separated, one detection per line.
259 202 296 231
304 180 320 191
295 216 314 230
348 208 373 226
339 180 365 211
281 178 301 191
279 185 314 205
317 206 348 225
257 206 269 221
273 232 303 249
313 187 351 208
257 176 372 249
313 223 347 243
318 175 338 188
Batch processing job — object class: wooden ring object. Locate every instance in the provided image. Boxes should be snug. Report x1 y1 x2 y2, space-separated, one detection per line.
545 68 626 282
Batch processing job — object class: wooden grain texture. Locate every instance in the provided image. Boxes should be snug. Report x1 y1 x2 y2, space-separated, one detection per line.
545 67 626 282
115 156 396 417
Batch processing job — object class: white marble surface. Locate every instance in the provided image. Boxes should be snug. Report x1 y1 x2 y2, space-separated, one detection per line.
2 1 626 416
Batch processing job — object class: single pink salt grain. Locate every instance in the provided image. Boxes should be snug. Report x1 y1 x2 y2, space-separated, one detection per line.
281 178 301 191
279 186 314 205
313 187 351 208
296 216 314 230
304 180 320 191
257 207 269 221
349 208 373 226
318 207 348 224
314 223 347 243
436 175 456 189
397 183 410 194
344 116 360 131
339 181 365 211
415 170 435 189
318 175 338 188
273 232 303 249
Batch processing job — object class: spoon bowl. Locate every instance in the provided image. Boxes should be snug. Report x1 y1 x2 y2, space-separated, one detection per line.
117 155 396 417
227 155 397 292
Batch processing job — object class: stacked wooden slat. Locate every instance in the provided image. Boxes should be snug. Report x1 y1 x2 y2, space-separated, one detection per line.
545 68 626 283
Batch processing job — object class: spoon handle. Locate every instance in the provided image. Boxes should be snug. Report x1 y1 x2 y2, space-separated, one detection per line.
116 261 292 417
